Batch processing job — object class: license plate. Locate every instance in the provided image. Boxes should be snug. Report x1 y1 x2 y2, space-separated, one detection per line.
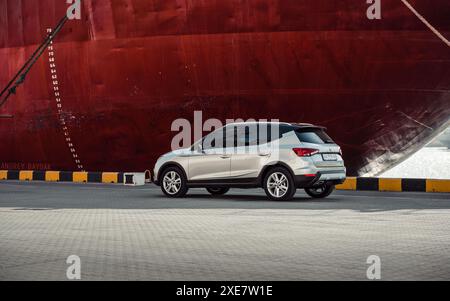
322 154 338 161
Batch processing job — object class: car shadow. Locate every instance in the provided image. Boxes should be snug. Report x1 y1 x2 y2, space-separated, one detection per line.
183 193 315 202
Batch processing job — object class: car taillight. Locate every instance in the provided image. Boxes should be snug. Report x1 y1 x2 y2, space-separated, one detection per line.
292 148 319 157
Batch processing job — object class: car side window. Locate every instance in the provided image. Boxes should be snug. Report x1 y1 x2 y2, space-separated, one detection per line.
203 128 224 150
202 126 237 150
236 124 259 147
224 125 236 148
260 124 282 144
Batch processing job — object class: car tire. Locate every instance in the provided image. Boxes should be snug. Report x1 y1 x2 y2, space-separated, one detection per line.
263 167 296 201
206 187 230 196
305 183 335 199
160 167 189 198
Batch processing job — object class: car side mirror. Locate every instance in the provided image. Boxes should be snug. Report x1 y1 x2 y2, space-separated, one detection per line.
197 144 205 154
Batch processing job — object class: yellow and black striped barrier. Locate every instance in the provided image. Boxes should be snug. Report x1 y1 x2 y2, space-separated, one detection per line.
0 171 449 192
0 170 124 184
336 177 450 193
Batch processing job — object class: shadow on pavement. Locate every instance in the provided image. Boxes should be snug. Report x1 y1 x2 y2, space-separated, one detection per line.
0 182 449 212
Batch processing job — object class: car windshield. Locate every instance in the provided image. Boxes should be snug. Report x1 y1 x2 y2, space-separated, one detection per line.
295 128 334 144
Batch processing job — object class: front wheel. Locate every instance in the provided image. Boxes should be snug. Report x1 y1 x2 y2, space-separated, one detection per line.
305 183 335 199
206 187 230 196
160 167 189 198
263 167 296 201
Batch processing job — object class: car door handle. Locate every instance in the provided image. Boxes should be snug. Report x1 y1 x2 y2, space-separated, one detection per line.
258 153 271 157
220 155 231 159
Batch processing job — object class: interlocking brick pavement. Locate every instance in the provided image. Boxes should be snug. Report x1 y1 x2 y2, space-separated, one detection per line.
0 181 449 280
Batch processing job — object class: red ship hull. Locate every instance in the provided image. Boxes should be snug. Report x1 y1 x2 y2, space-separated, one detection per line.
0 0 449 176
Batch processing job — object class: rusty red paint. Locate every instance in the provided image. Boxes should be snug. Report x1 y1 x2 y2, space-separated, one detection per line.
0 0 449 176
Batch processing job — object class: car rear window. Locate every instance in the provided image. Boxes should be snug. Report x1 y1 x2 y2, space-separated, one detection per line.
295 129 334 144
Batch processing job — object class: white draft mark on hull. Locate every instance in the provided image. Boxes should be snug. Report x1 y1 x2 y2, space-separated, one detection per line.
46 28 84 171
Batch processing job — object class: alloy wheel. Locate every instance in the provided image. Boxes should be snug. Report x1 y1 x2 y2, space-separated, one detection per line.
266 172 289 198
163 171 182 195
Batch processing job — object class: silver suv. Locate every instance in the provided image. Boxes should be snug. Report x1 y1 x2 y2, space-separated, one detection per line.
153 122 346 201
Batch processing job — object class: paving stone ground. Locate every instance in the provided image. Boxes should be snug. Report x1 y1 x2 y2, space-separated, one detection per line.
0 181 449 280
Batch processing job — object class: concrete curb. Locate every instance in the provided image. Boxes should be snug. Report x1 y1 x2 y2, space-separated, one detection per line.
336 177 450 193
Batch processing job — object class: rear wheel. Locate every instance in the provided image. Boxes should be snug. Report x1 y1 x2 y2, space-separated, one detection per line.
263 167 296 201
206 187 230 196
305 183 335 198
160 167 188 198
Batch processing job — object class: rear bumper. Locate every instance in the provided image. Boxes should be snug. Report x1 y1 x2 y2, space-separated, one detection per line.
294 170 346 188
